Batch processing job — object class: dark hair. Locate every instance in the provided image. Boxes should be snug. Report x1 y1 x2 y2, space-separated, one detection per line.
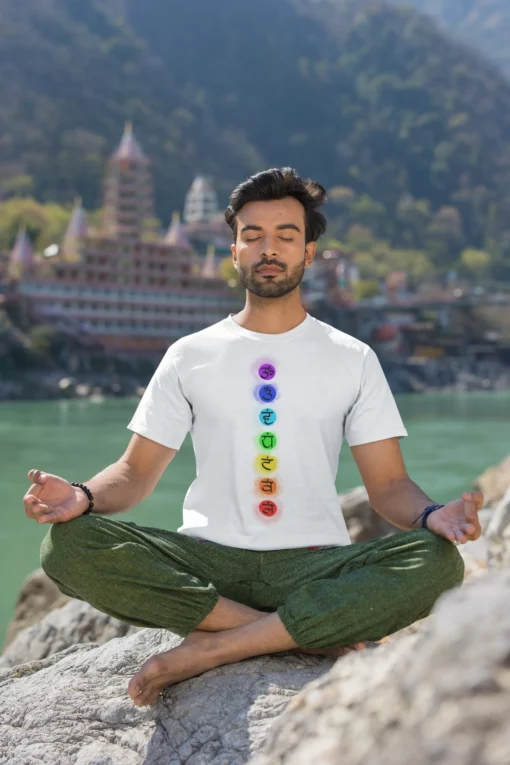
225 167 327 243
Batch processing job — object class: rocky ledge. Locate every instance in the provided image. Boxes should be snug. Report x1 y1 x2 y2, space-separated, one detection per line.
0 455 509 764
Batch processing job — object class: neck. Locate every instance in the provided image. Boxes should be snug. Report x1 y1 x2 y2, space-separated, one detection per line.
232 294 307 335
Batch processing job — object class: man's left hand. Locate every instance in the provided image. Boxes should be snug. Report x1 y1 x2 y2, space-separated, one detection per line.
425 492 484 544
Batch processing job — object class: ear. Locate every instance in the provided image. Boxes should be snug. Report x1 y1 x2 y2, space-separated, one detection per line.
304 241 316 267
231 243 238 268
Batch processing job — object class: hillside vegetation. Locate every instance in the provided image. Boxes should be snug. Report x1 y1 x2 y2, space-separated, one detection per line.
1 0 510 278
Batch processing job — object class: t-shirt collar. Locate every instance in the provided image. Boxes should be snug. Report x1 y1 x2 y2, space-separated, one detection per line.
224 312 313 342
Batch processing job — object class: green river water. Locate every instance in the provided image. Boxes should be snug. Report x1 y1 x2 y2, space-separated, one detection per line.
1 392 509 644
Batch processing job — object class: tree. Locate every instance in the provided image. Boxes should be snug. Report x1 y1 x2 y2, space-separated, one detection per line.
0 198 71 252
353 280 381 301
460 248 491 278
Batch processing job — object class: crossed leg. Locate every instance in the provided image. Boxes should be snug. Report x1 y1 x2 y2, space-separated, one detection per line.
129 596 366 707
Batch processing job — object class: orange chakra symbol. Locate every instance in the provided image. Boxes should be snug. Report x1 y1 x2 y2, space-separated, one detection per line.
259 477 278 494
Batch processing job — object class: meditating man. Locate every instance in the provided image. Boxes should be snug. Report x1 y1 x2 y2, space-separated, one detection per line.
25 168 483 708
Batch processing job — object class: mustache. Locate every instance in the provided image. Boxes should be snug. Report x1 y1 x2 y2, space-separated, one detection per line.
255 262 286 271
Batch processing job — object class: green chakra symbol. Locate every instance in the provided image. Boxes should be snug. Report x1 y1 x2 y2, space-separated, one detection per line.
259 431 277 450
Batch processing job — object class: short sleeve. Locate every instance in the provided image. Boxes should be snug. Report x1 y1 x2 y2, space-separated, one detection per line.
344 346 408 447
127 350 192 450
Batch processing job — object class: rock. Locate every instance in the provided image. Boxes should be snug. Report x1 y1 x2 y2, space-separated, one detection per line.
2 568 72 650
251 569 510 765
338 486 398 542
473 454 510 507
488 522 510 570
485 484 510 538
0 599 141 670
0 629 334 764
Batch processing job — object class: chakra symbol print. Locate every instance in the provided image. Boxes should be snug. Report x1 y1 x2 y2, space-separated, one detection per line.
253 361 281 520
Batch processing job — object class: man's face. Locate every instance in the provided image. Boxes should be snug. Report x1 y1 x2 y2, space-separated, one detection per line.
231 197 316 299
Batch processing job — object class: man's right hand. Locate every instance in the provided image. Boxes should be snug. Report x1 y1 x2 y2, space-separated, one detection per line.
24 470 91 524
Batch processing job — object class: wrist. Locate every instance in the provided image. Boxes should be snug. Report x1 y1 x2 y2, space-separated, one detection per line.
412 503 444 529
71 482 95 515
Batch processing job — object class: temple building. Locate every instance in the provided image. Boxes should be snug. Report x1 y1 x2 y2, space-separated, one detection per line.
184 175 219 223
7 124 242 358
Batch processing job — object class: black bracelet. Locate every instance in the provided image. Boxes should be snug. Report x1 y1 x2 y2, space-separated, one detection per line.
413 503 444 529
71 482 94 515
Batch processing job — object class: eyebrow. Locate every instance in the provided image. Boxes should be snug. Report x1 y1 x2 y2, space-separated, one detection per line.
240 223 302 234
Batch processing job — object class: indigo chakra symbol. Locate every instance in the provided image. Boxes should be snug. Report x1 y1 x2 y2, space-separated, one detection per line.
257 384 277 403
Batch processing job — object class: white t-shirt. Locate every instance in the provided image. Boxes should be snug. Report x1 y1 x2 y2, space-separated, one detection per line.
127 312 408 551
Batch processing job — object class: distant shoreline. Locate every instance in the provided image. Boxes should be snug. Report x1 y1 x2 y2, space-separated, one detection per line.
1 356 510 401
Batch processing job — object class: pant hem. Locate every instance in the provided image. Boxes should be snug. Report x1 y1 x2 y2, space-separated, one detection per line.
277 604 315 650
182 591 221 636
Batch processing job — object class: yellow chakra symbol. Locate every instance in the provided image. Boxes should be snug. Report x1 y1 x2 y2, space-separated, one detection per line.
254 454 279 474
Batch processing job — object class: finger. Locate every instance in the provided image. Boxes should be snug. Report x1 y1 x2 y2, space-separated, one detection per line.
36 512 58 524
24 496 51 520
24 494 42 518
32 503 52 521
436 522 456 543
462 519 482 539
453 526 468 545
462 493 478 522
472 491 485 511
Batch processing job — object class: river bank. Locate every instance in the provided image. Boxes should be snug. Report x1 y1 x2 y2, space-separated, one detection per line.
1 355 510 400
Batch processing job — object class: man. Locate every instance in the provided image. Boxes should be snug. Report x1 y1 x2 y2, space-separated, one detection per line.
26 168 483 708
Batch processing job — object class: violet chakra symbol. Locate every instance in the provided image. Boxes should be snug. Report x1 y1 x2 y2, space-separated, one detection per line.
258 363 276 381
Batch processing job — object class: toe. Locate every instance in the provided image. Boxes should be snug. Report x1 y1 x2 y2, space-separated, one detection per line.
128 677 143 701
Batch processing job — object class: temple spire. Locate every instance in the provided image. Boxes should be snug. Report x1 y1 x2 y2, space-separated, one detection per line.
103 123 155 241
112 121 146 162
8 226 34 280
61 198 87 262
164 211 193 252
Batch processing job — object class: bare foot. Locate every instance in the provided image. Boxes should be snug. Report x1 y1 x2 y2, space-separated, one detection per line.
128 631 221 707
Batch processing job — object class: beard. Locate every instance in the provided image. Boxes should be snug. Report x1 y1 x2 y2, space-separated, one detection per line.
237 258 306 299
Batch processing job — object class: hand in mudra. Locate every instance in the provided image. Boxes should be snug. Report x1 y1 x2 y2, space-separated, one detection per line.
23 469 89 524
426 491 484 544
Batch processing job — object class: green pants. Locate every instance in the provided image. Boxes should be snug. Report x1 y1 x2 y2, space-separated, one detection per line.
40 514 465 650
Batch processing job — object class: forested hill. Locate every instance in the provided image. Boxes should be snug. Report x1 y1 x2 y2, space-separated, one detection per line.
2 0 510 276
400 0 510 78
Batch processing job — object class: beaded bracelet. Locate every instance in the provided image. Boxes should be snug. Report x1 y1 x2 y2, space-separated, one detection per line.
71 482 95 515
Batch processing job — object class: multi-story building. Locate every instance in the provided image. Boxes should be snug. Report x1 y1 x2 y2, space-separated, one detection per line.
7 125 243 358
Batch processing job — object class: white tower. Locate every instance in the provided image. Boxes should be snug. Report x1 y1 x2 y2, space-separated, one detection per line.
184 176 219 223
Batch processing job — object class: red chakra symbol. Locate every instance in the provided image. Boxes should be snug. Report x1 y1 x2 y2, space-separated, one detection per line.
259 500 278 517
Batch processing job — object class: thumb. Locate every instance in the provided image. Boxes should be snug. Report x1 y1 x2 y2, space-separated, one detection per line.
28 469 48 485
